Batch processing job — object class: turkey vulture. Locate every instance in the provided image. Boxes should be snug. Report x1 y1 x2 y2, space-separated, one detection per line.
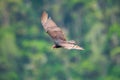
41 11 84 50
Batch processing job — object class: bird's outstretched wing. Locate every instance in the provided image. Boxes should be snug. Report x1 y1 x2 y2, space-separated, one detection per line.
41 11 66 41
60 41 84 50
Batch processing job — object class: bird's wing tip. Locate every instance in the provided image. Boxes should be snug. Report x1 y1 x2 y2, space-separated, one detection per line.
41 11 48 25
77 48 84 50
73 45 84 50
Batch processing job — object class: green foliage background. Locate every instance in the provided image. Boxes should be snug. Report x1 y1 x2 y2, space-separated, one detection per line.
0 0 120 80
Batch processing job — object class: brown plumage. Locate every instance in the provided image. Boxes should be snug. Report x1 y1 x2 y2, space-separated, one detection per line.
41 11 84 50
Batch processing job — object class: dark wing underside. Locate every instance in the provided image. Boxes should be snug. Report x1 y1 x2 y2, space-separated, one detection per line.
41 11 66 41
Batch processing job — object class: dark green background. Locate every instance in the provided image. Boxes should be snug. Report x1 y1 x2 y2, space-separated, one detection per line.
0 0 120 80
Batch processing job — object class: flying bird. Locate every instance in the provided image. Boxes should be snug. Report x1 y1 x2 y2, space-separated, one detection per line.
41 11 84 50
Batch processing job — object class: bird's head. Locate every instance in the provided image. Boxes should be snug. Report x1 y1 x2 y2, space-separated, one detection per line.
52 45 57 48
52 44 62 48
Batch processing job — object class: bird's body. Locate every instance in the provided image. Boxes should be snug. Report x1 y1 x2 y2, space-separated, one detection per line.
41 11 84 50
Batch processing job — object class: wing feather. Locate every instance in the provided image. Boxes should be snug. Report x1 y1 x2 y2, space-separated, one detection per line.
60 42 84 50
41 11 66 41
